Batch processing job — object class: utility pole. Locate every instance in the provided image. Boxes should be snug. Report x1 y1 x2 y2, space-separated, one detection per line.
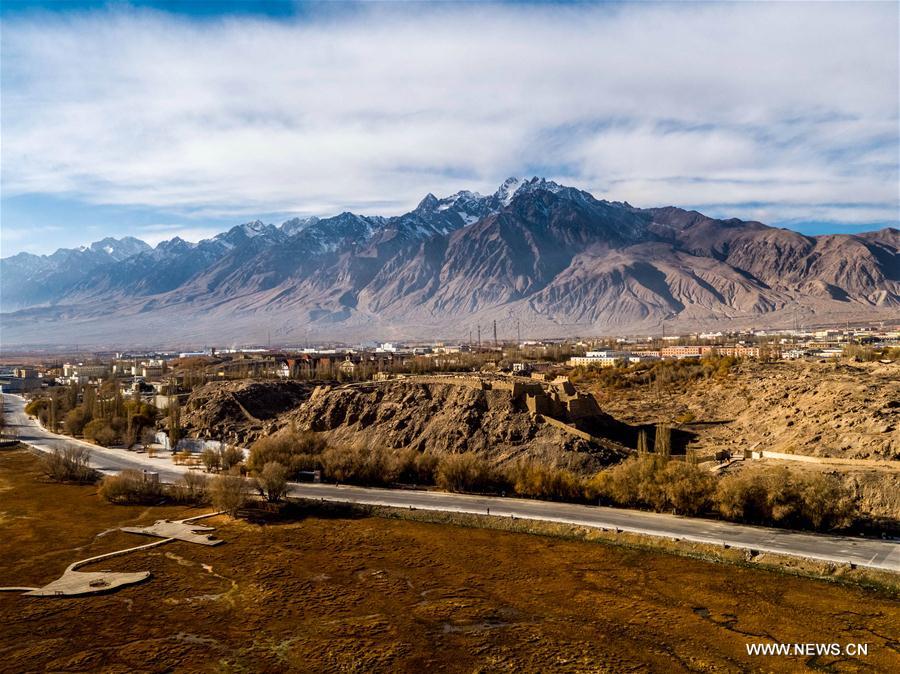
493 320 497 347
517 319 521 345
477 325 481 349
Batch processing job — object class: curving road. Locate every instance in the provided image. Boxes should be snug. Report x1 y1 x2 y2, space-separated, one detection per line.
4 393 899 572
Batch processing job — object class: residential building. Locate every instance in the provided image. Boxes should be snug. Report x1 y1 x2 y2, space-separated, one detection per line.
568 350 633 367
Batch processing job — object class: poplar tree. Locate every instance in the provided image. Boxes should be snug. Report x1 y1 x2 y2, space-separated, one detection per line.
654 423 672 458
637 429 649 454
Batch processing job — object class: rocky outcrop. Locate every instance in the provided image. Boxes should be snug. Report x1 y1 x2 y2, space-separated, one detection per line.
600 360 900 461
287 379 626 473
181 380 317 444
179 376 629 473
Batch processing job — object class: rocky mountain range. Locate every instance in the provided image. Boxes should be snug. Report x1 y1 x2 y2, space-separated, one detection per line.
2 177 898 347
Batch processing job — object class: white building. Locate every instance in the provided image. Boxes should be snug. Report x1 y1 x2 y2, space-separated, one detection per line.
62 363 109 380
568 350 633 368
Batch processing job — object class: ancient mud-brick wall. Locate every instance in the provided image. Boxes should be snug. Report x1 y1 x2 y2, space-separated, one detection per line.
412 375 488 391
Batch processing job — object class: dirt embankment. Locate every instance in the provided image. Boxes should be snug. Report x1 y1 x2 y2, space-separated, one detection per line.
287 381 625 472
182 378 628 473
590 360 900 522
180 380 318 443
2 448 899 673
596 360 900 461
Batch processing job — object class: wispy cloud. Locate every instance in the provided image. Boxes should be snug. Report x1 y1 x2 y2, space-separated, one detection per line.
1 1 897 248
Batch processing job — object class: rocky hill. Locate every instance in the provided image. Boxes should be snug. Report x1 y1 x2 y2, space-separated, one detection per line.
180 376 630 473
596 360 900 461
2 177 898 346
180 380 318 443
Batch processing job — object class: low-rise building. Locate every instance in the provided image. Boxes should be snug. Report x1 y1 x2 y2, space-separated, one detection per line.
339 357 357 376
659 345 761 359
568 350 633 367
0 373 42 393
62 363 109 381
154 394 181 410
141 365 164 379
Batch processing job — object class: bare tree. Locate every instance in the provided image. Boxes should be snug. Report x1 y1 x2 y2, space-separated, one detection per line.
42 447 97 483
219 444 244 471
254 461 288 502
654 423 672 457
201 447 221 473
636 429 649 454
210 473 249 516
99 469 163 504
140 427 158 446
173 471 210 504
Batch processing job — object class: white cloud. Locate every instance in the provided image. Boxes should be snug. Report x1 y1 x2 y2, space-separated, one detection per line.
1 1 897 229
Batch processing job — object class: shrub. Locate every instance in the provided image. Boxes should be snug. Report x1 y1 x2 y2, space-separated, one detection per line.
413 451 440 484
714 467 855 530
64 407 89 436
210 473 249 516
247 429 325 477
797 472 855 529
83 419 117 446
98 469 164 504
714 470 769 522
176 449 194 465
391 448 439 485
435 452 507 494
220 445 245 471
660 460 715 515
587 453 714 515
320 445 393 485
588 453 666 509
41 446 97 483
254 461 289 502
171 471 210 504
201 447 221 473
508 460 582 501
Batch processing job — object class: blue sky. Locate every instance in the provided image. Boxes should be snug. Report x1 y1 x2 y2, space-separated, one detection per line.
2 0 898 255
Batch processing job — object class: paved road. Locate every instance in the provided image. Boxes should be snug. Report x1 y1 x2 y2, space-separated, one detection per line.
3 393 186 483
4 393 899 572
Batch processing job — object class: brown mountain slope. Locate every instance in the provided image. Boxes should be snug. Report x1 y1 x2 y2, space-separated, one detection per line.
1 180 897 346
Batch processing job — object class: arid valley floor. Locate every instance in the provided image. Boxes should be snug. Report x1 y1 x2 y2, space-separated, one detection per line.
1 449 898 673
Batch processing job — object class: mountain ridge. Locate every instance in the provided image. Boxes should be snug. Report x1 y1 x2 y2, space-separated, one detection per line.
2 178 898 346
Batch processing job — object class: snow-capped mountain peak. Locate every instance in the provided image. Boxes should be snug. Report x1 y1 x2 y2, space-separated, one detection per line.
280 216 320 236
237 220 269 237
212 221 283 248
416 193 440 211
494 177 522 205
87 236 151 260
